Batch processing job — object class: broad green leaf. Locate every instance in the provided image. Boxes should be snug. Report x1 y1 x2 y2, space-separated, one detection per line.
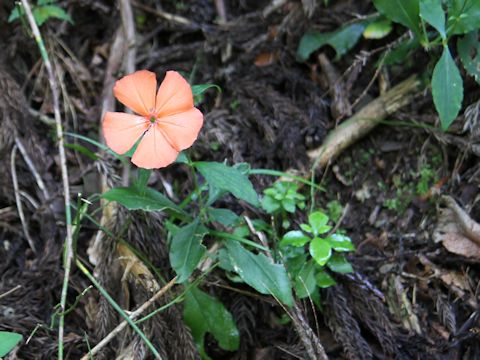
208 207 239 226
447 0 480 35
0 331 22 357
225 241 294 306
372 0 422 39
184 286 239 356
309 237 332 266
294 260 317 299
261 196 281 214
326 253 354 273
297 23 366 60
363 18 393 39
457 30 480 84
102 186 183 213
325 234 355 252
308 211 331 236
192 84 221 96
169 220 206 283
420 0 446 39
195 162 259 206
280 230 311 247
34 5 73 26
431 46 463 130
315 270 336 288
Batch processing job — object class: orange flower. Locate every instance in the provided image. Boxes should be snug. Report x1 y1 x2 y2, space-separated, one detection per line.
102 70 203 169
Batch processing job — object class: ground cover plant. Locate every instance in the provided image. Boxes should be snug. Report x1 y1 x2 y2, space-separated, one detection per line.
1 0 479 359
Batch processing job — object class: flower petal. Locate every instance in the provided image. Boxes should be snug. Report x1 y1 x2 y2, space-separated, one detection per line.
113 70 157 116
157 108 204 151
102 112 149 155
131 125 179 169
155 71 194 117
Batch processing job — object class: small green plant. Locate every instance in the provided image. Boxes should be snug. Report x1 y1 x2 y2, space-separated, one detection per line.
9 0 73 26
297 0 480 130
280 211 355 299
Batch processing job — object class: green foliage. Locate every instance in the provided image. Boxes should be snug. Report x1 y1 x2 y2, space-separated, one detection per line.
184 286 239 358
224 240 294 306
431 46 463 130
446 0 480 35
363 18 393 39
281 210 355 298
372 0 422 39
102 186 183 213
457 30 480 84
261 181 305 215
169 220 206 283
195 161 259 207
0 331 22 357
419 0 446 39
9 1 73 26
297 22 367 60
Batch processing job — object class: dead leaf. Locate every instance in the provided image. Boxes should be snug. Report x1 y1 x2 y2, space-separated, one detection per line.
433 196 480 259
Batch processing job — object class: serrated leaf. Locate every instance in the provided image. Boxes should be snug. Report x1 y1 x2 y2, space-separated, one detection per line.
297 23 366 60
447 0 480 35
326 234 355 252
326 253 354 273
431 46 464 130
169 220 206 283
457 30 480 84
420 0 446 38
308 211 331 236
309 238 332 266
315 270 337 288
102 186 183 213
294 260 317 298
184 286 239 355
208 208 239 226
0 331 22 357
363 18 393 39
195 162 259 206
372 0 422 39
280 230 311 247
225 241 294 306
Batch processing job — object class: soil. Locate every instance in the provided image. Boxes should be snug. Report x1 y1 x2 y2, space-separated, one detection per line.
0 1 479 359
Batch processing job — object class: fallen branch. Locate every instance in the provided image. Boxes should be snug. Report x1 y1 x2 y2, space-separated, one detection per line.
308 75 421 170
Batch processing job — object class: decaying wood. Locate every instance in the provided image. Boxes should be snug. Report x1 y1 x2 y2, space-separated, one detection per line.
308 75 421 170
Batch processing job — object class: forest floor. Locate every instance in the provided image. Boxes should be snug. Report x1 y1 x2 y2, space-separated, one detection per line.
0 0 479 359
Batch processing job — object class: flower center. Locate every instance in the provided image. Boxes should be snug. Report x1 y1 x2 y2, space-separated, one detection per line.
149 116 156 124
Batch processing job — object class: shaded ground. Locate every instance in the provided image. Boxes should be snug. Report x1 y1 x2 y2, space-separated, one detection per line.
0 0 479 359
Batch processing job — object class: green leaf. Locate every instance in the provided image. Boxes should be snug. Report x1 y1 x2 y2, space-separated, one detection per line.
447 0 480 35
134 169 152 190
34 5 73 26
363 18 393 39
261 196 281 214
431 46 464 130
294 260 317 299
169 220 206 283
297 23 367 60
308 211 331 236
420 0 446 38
457 30 480 84
102 186 183 213
309 238 332 266
372 0 422 39
195 162 259 206
184 286 239 355
315 270 336 288
192 84 221 96
326 253 354 273
325 234 355 252
8 6 21 23
208 208 239 226
382 36 421 65
280 230 311 247
225 241 294 306
63 143 98 160
0 331 22 357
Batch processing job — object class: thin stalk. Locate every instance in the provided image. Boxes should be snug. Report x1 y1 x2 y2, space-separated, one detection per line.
18 1 73 359
76 259 162 359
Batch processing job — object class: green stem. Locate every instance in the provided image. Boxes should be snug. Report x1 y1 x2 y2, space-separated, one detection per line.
76 259 163 359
